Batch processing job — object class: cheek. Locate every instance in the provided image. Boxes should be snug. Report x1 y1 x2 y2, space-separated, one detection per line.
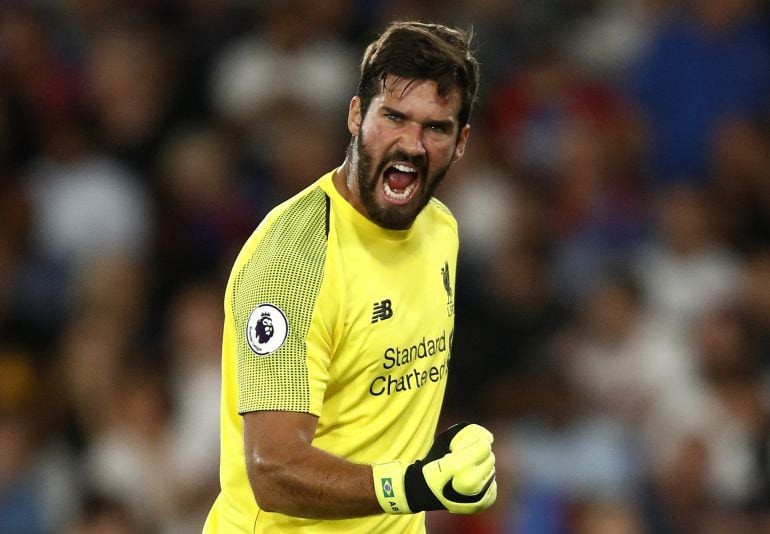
361 122 391 150
428 143 457 166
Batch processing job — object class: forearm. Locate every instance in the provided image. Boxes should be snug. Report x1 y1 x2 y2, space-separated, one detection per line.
244 411 383 519
244 411 497 519
247 441 382 519
243 412 497 519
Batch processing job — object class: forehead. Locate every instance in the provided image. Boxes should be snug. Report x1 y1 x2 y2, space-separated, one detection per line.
372 75 462 121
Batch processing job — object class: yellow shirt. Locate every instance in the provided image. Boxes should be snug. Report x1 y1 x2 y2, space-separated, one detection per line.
204 170 458 533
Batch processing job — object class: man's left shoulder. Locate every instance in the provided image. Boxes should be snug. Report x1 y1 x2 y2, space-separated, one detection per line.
425 197 458 230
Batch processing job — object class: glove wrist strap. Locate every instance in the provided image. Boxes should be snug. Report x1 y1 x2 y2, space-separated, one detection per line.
372 461 412 514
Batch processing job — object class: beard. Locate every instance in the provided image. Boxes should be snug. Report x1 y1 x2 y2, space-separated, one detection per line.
348 132 452 230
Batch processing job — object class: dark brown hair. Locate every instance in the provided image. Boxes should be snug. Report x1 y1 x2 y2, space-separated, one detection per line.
357 21 480 128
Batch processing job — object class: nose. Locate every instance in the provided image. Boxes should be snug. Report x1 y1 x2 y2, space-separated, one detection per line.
398 122 426 158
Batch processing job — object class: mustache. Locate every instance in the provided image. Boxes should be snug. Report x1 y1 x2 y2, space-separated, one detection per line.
384 150 427 171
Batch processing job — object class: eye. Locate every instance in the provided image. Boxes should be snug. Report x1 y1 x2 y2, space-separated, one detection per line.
386 112 403 123
426 122 454 136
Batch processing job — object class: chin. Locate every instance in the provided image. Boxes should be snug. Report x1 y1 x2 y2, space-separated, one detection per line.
373 199 426 230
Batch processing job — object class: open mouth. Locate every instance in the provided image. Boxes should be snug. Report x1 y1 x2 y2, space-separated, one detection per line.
382 163 420 205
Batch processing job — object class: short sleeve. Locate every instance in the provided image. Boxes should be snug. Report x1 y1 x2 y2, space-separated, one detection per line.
230 188 330 414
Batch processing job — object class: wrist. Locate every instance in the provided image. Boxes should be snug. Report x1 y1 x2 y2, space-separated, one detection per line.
371 461 411 514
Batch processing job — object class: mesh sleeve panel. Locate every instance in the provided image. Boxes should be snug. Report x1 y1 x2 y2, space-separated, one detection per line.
232 187 329 413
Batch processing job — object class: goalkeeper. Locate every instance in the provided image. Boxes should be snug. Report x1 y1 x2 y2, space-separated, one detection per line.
204 20 496 533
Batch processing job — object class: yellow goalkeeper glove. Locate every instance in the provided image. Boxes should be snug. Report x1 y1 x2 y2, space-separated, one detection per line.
372 422 497 515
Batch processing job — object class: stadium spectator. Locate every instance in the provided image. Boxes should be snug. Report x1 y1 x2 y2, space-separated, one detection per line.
628 0 770 184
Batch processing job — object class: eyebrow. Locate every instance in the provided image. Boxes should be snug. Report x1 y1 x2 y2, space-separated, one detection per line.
381 106 456 131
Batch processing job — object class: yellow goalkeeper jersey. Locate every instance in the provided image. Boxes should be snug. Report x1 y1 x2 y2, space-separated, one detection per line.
204 169 458 533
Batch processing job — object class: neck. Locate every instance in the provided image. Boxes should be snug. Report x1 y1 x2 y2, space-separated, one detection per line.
333 149 375 224
334 157 362 210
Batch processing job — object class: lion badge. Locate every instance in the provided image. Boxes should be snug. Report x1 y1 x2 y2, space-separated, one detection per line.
246 303 288 355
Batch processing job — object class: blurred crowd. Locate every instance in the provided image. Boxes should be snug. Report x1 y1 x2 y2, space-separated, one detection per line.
1 0 770 533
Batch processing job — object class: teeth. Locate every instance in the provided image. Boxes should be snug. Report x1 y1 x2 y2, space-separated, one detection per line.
393 163 416 173
384 179 418 201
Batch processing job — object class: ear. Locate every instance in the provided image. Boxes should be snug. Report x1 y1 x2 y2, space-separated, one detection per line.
452 124 470 161
348 96 362 136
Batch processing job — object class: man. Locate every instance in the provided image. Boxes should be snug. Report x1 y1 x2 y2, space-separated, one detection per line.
204 21 497 533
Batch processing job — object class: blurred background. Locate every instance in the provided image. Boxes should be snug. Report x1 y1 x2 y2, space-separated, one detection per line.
1 0 770 532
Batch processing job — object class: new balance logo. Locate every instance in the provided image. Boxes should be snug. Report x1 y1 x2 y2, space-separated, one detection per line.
371 299 394 323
